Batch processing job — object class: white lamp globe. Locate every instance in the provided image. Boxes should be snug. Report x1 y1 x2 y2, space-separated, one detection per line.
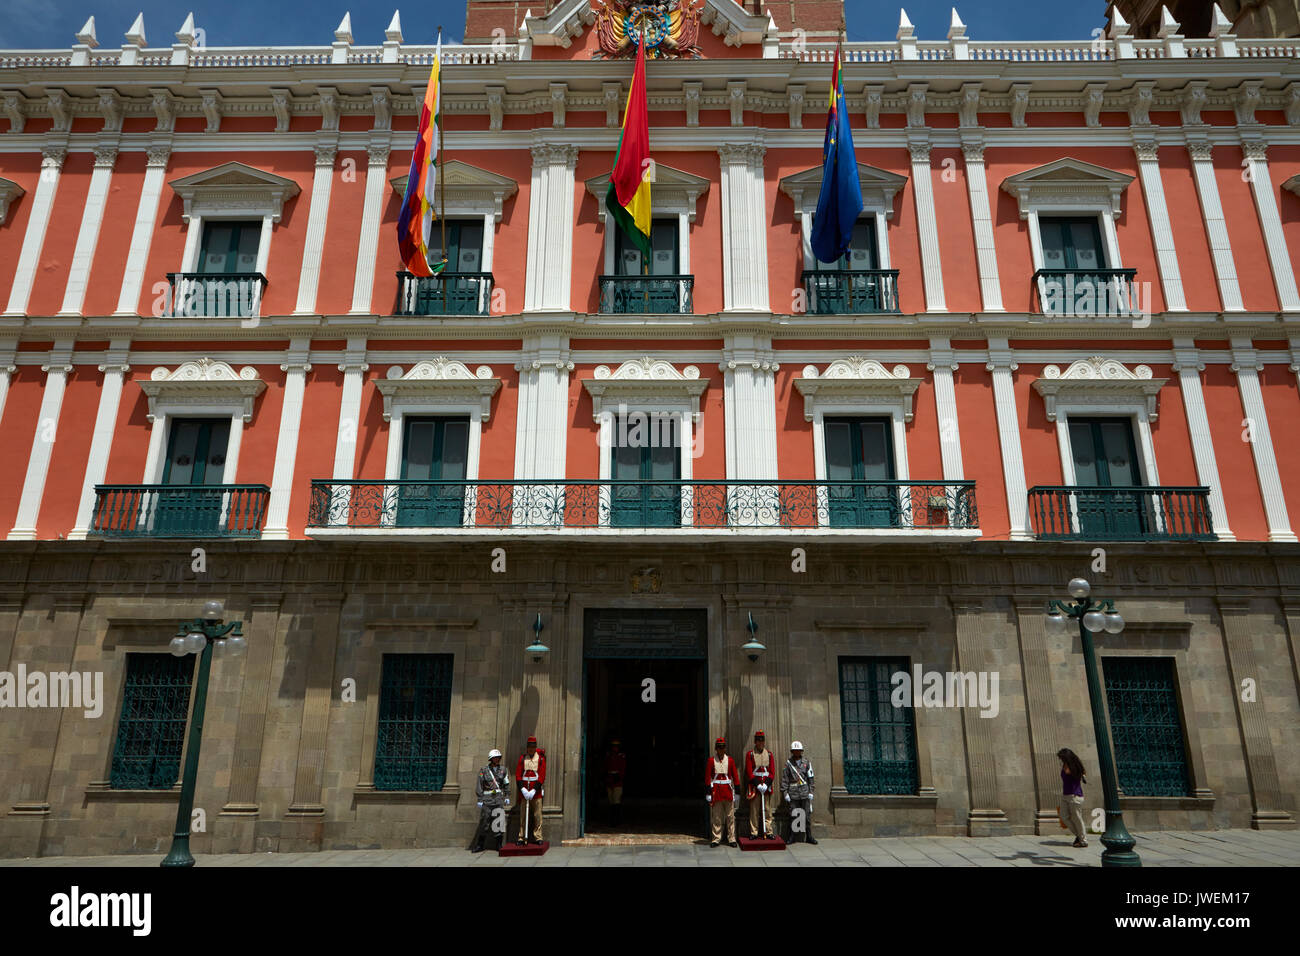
1103 612 1125 634
169 636 188 657
1068 578 1092 599
1082 610 1105 633
1045 612 1068 635
226 635 247 657
201 600 224 621
184 631 207 654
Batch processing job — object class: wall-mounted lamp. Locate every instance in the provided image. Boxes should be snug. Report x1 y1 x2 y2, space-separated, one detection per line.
525 612 550 663
741 612 766 663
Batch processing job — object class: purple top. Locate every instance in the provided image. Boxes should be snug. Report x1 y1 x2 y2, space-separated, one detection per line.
1061 767 1084 797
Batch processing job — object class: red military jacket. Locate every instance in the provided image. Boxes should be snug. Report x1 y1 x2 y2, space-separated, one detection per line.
705 755 739 801
516 749 547 795
746 748 776 793
604 751 627 786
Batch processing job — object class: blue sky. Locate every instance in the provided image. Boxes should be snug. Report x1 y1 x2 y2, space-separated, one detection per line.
0 1 1105 49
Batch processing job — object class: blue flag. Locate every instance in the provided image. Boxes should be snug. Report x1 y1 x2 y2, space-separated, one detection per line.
809 50 864 265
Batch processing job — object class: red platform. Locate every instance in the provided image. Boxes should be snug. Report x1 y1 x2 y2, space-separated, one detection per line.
498 841 550 857
737 836 786 851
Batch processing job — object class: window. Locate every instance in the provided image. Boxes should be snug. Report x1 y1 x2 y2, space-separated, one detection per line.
428 219 485 274
812 220 879 271
610 412 681 528
198 220 260 276
615 219 679 276
373 654 454 791
1103 657 1192 797
1039 216 1105 272
825 417 897 528
110 653 194 789
839 657 919 795
396 416 469 527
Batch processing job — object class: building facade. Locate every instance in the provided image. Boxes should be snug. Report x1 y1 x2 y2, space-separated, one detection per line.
1 0 1299 857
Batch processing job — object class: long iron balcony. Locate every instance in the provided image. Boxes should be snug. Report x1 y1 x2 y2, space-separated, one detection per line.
598 275 694 314
1032 268 1141 319
395 271 495 316
165 273 267 319
1028 485 1215 541
800 269 900 314
91 484 271 538
307 479 977 534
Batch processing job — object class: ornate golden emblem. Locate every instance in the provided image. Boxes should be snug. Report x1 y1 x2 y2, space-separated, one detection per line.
593 0 702 59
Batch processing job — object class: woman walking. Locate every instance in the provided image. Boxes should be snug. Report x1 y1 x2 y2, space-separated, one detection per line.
1057 748 1088 848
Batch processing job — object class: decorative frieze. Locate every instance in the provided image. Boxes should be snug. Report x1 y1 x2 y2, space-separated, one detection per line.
1032 358 1166 423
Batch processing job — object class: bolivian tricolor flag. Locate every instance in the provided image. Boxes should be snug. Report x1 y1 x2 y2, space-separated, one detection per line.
397 35 445 277
606 37 652 261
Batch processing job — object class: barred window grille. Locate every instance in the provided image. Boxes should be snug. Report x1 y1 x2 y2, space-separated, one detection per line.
110 653 195 789
374 654 453 791
839 657 919 795
1103 657 1193 797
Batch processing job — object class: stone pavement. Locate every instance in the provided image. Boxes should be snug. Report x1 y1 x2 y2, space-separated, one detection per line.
3 828 1297 866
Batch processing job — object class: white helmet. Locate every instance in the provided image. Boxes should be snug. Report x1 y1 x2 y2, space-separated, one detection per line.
488 749 502 759
790 741 804 751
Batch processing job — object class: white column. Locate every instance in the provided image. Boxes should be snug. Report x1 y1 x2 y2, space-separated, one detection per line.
1231 339 1295 542
294 144 338 315
928 338 964 479
0 339 16 427
8 344 74 539
350 143 391 314
333 339 368 480
718 143 770 312
5 146 66 316
721 335 779 480
116 145 171 315
1241 140 1300 312
1187 138 1245 312
1171 339 1232 540
524 143 579 312
909 134 946 312
69 341 131 539
262 339 312 539
514 335 572 479
987 340 1029 540
1133 138 1187 311
960 137 1003 312
59 145 117 316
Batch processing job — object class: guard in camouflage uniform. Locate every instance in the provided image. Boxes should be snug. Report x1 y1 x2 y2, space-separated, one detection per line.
780 741 818 845
470 749 511 853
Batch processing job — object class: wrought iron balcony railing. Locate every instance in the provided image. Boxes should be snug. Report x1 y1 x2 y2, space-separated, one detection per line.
165 273 267 319
1033 268 1141 319
598 275 694 315
800 269 900 314
395 271 495 316
308 479 977 531
91 484 271 538
1028 485 1215 541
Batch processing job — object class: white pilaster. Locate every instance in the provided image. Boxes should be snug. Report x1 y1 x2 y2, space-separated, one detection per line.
0 339 16 427
718 143 770 312
960 137 1003 312
262 339 313 538
929 337 964 480
333 339 369 480
1187 137 1245 312
5 146 66 316
1133 138 1187 311
987 339 1029 540
69 341 131 539
8 344 74 539
115 145 171 315
349 143 390 314
294 144 338 315
524 143 579 312
721 333 779 480
1241 139 1300 312
908 134 946 312
1171 339 1232 540
514 334 572 479
1231 339 1295 542
59 145 117 315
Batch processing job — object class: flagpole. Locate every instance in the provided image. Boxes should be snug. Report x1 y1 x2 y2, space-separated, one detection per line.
639 24 649 313
438 26 448 313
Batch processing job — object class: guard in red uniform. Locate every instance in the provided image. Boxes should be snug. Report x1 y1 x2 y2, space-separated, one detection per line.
705 736 740 847
604 739 627 825
745 730 776 838
515 736 546 845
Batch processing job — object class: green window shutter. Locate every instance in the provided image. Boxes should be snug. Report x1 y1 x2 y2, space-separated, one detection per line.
198 220 260 275
839 657 918 794
1103 657 1192 797
1039 216 1105 270
610 413 681 528
110 653 195 789
373 654 454 791
825 417 896 528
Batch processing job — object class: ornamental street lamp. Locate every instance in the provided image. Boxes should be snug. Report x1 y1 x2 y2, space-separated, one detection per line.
1045 577 1140 867
161 599 244 868
741 612 766 663
525 612 550 663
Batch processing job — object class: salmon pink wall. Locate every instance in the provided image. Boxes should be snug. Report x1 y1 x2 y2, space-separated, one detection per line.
34 367 101 537
314 150 368 315
82 150 148 316
0 153 41 304
25 151 93 316
1162 150 1222 312
953 369 1008 539
1202 362 1268 539
0 368 45 533
1215 146 1280 312
1259 364 1300 529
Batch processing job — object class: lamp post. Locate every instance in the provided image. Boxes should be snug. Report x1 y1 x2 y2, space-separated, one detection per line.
1045 577 1140 867
160 599 244 868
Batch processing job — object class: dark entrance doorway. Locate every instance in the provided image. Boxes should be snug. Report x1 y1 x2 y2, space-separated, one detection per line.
582 609 707 839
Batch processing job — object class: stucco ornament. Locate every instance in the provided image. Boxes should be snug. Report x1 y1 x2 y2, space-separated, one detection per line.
594 0 702 59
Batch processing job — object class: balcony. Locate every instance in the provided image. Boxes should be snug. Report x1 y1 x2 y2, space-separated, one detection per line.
598 275 694 315
165 273 266 319
1033 269 1140 319
307 479 977 535
91 485 271 538
800 269 900 314
395 271 494 316
1028 486 1215 541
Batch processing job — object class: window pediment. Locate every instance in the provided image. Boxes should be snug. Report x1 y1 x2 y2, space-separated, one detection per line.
581 358 709 423
794 358 922 422
0 176 25 224
1000 158 1134 220
1031 357 1166 422
390 161 519 222
586 165 710 222
138 358 266 423
168 161 301 223
780 163 908 219
374 358 501 422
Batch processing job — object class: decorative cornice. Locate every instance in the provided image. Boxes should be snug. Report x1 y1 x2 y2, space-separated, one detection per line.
137 358 265 423
794 358 923 422
1031 357 1165 422
168 160 301 223
780 162 907 219
373 358 500 422
581 358 709 424
586 163 709 222
1000 157 1134 220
